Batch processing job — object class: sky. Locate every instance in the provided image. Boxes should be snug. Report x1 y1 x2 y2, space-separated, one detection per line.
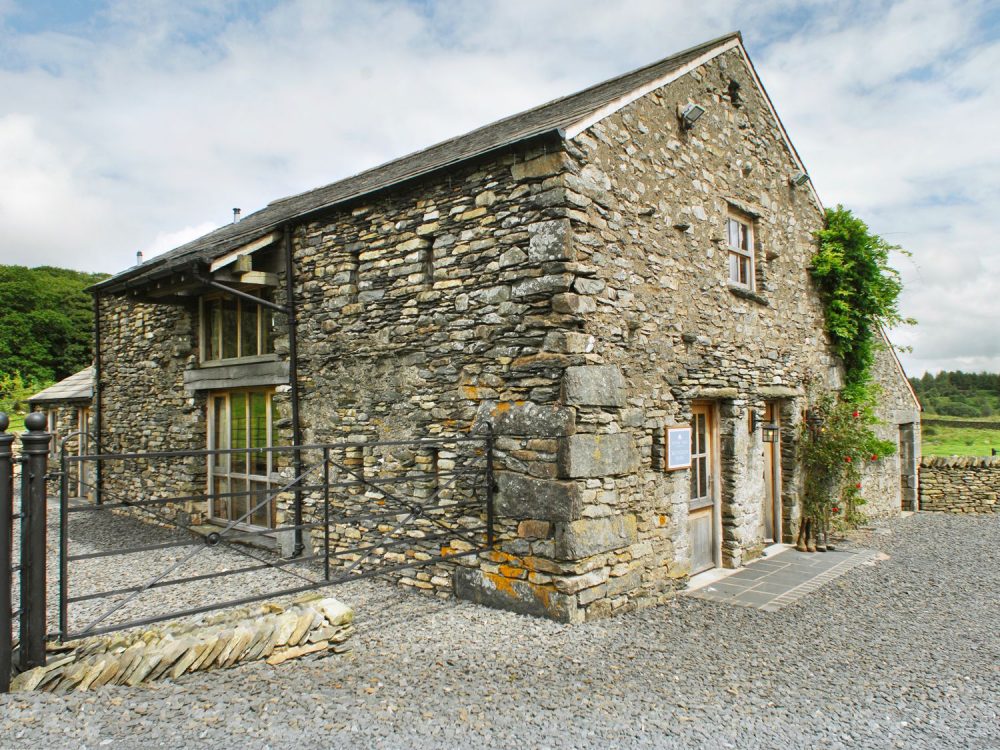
1 0 998 376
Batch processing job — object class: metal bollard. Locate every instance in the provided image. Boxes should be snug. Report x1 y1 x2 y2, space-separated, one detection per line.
0 413 14 691
18 412 51 671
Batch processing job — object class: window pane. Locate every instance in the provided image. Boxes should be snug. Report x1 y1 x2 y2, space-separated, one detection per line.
230 392 248 468
221 298 238 359
261 305 274 354
230 477 249 523
729 253 739 283
207 300 222 361
698 457 708 497
249 392 268 475
212 476 229 519
728 218 739 248
240 300 257 357
739 222 749 250
249 481 270 527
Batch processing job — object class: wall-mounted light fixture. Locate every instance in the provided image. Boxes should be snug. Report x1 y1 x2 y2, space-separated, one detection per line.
680 103 706 130
790 170 811 187
750 409 781 443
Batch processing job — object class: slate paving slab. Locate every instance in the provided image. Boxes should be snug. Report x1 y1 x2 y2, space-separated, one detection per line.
687 547 878 611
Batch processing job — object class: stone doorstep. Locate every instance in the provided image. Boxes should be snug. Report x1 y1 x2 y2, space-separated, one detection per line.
684 546 879 611
684 542 791 593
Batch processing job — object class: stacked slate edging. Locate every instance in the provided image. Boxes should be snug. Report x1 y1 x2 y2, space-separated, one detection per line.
9 595 354 692
919 456 999 514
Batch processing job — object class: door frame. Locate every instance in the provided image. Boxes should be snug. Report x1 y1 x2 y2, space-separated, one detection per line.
690 401 722 572
762 401 782 545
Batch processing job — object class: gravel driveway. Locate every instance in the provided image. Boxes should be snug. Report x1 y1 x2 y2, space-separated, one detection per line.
2 511 998 749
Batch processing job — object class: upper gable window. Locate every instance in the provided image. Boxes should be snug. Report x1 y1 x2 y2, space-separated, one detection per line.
727 213 755 289
201 292 275 363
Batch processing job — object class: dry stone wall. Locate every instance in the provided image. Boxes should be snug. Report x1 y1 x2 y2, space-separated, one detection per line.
919 456 998 513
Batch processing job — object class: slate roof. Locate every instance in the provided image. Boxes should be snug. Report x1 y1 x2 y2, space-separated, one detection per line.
28 367 94 405
95 31 741 294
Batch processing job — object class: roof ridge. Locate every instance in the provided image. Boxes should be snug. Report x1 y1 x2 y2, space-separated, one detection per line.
96 31 745 292
268 31 742 210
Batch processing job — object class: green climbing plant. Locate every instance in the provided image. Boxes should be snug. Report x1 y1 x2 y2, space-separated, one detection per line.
797 392 897 551
810 206 911 402
797 207 911 549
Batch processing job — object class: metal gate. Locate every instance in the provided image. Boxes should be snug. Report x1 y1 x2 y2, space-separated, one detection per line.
1 412 495 691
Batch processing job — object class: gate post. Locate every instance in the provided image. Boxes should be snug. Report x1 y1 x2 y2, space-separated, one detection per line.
18 412 51 671
0 414 14 691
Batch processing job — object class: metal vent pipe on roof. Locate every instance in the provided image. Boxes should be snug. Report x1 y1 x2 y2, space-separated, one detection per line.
135 250 143 266
233 207 241 223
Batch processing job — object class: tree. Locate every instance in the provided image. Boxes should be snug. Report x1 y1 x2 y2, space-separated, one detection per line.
0 265 109 384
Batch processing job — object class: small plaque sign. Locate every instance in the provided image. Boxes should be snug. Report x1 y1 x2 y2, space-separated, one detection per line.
666 426 692 470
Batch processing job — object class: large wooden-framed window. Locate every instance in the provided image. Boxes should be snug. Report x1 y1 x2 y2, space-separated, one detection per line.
200 292 275 363
727 212 755 289
207 389 279 528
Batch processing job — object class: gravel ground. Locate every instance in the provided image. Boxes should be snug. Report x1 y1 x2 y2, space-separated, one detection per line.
2 511 998 749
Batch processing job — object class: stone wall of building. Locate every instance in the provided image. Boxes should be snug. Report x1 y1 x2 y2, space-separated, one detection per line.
31 401 92 498
94 47 919 624
859 340 921 516
918 456 999 513
545 46 839 618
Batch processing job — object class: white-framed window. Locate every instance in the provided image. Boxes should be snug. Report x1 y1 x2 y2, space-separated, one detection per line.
727 213 755 289
207 389 279 528
200 292 275 363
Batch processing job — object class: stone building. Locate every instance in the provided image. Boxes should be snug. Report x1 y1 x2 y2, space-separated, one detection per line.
89 32 918 622
27 367 96 500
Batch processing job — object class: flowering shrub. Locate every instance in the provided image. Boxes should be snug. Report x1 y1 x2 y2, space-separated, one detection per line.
800 391 896 531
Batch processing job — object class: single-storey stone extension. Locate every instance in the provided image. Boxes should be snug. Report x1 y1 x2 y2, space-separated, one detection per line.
87 32 919 622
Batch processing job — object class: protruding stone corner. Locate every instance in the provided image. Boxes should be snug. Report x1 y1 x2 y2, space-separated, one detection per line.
563 365 627 408
492 401 576 438
557 432 640 478
453 567 582 623
495 471 582 521
554 515 638 560
527 218 574 263
9 596 355 693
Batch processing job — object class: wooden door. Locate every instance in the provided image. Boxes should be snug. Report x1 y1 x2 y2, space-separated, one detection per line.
689 404 718 574
899 424 915 510
761 402 781 543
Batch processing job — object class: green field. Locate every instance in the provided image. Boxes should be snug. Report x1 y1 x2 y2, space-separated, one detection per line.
921 416 999 457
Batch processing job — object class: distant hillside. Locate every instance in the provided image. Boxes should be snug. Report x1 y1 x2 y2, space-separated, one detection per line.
910 371 1000 418
0 265 109 384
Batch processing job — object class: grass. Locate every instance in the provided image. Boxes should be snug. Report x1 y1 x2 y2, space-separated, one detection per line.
922 414 999 457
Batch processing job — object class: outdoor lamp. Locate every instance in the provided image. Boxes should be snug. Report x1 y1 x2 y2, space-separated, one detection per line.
761 422 780 443
749 408 780 443
680 103 706 129
790 170 811 187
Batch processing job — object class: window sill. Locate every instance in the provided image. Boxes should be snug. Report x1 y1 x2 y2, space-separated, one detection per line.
727 283 769 306
184 358 289 392
198 353 280 368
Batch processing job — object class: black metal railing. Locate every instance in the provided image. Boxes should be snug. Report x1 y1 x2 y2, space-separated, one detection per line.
0 416 496 690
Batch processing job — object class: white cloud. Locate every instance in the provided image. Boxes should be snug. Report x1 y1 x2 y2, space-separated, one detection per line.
0 0 997 374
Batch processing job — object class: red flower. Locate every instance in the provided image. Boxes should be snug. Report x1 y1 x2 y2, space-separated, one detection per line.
856 482 862 489
844 456 852 463
870 454 878 461
831 506 840 513
852 410 860 418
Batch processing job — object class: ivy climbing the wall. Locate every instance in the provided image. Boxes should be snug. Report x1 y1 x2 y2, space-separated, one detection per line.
796 207 912 549
810 206 910 402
